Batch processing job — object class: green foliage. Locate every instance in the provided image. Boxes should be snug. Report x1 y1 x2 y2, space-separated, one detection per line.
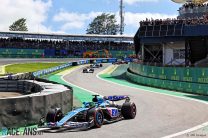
5 63 64 74
9 18 28 31
86 13 119 35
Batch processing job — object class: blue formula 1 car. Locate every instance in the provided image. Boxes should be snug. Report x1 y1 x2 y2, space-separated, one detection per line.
38 95 136 131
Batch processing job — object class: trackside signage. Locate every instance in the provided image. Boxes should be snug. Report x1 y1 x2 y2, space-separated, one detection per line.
33 62 73 77
1 127 43 136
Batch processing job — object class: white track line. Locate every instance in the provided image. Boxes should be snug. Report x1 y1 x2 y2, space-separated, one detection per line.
162 122 208 138
61 65 103 96
96 65 208 138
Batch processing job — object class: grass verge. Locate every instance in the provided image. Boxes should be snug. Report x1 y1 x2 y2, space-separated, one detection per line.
5 62 64 74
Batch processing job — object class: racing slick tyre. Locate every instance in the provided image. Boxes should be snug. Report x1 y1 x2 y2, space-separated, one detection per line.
46 108 63 123
121 102 136 119
87 108 104 128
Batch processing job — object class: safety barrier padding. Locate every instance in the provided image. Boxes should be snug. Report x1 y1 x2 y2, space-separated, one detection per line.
129 63 208 84
126 69 208 95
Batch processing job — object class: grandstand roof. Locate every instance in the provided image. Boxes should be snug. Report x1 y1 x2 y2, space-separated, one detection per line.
0 31 133 42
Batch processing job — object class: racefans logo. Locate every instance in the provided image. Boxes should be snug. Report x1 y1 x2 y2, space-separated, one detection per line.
1 127 43 136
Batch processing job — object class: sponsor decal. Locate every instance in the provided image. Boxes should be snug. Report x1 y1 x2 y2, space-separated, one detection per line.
1 127 43 136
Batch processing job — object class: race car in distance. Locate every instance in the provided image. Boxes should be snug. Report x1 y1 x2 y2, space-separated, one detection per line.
112 60 128 65
38 95 136 131
90 63 103 68
83 67 94 73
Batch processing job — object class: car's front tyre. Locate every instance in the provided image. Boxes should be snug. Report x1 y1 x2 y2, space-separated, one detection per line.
87 108 104 128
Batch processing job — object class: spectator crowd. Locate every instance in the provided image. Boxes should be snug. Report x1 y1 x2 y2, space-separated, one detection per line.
140 14 208 26
180 2 208 10
140 2 208 27
0 38 134 53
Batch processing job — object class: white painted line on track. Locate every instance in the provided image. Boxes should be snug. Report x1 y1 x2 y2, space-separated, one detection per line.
162 122 208 138
37 128 51 131
96 66 208 138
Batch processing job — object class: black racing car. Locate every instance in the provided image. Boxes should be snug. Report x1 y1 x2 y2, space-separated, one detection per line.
83 67 94 73
90 63 103 68
112 60 128 65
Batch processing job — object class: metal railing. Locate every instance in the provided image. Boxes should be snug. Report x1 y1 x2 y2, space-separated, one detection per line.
139 24 184 37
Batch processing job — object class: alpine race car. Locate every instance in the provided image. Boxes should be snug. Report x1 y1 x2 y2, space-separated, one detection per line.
38 95 136 131
90 63 103 68
83 67 94 73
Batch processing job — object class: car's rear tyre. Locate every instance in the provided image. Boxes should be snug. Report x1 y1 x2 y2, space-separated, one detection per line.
87 108 104 128
46 108 63 123
121 102 136 119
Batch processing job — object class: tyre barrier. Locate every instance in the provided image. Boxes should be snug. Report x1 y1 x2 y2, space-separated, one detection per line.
0 76 73 127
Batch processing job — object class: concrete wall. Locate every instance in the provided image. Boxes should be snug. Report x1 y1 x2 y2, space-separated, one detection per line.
0 78 73 127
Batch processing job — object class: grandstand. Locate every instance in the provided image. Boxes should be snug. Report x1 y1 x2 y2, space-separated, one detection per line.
135 1 208 67
0 31 134 58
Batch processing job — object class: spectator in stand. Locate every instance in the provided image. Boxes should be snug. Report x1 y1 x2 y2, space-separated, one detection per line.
140 13 208 27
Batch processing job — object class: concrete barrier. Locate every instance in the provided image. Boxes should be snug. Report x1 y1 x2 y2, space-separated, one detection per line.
0 79 73 127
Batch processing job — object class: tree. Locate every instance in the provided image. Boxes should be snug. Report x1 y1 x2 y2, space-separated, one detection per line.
9 18 28 31
86 13 119 35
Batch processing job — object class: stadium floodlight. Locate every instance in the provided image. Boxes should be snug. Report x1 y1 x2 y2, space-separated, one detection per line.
120 0 124 35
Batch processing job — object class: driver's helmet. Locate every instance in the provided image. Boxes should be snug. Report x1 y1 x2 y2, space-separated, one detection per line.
88 102 95 107
83 102 95 108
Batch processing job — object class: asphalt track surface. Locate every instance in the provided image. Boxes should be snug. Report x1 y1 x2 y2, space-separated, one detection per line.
6 63 208 138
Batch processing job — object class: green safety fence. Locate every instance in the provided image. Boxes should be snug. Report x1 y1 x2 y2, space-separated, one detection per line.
126 70 208 95
129 63 208 84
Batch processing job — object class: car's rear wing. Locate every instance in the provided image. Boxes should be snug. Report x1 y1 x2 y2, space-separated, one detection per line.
104 95 129 101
